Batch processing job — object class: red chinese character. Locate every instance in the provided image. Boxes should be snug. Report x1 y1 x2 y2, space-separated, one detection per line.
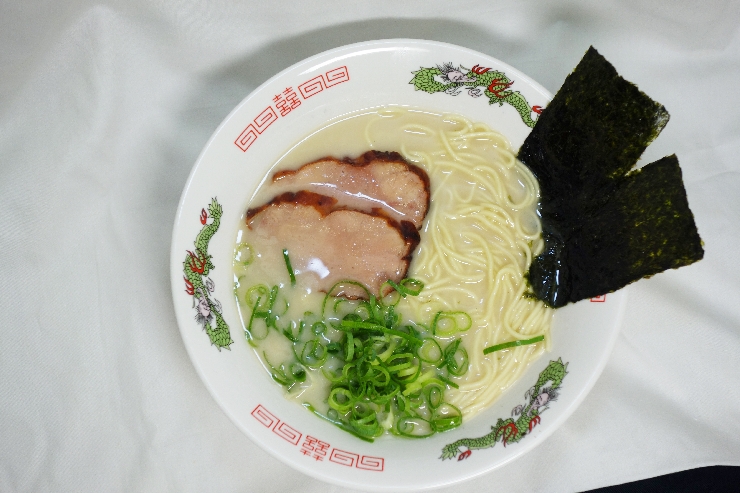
300 435 330 457
300 435 317 452
313 440 330 457
274 87 301 116
283 87 301 109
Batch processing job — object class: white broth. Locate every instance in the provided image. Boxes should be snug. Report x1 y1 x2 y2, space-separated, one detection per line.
233 107 553 439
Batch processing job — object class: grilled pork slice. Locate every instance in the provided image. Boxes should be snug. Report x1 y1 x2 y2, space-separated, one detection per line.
247 191 420 298
271 151 430 229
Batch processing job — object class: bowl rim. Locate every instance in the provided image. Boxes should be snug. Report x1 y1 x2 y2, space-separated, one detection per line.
169 38 628 492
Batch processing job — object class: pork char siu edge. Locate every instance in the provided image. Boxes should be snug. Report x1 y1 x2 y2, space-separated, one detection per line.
271 150 430 229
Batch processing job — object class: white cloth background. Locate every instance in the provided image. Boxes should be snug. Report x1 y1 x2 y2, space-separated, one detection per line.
2 1 739 491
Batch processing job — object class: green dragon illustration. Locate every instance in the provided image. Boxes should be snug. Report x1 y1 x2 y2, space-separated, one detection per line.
440 358 568 460
182 198 233 350
409 62 542 128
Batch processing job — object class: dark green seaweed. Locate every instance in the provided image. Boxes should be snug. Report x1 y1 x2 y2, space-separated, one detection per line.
519 47 703 307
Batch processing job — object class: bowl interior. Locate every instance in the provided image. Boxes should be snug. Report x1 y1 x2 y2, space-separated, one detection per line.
171 39 627 491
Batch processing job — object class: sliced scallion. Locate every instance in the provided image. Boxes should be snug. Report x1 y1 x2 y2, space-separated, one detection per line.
338 320 423 345
483 335 545 355
282 248 296 286
432 311 472 336
247 276 469 440
418 338 442 364
302 403 374 443
443 339 469 377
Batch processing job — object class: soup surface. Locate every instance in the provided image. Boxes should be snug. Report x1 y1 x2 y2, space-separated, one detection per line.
233 107 553 439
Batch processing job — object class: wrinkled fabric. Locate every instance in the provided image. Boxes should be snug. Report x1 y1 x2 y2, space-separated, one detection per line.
2 1 739 492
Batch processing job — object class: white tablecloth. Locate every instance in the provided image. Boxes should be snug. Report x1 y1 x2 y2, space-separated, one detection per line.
2 1 739 491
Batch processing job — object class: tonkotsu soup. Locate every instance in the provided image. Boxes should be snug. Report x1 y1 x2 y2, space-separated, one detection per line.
233 107 553 440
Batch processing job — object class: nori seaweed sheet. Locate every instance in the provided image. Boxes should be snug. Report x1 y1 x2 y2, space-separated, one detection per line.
519 47 704 307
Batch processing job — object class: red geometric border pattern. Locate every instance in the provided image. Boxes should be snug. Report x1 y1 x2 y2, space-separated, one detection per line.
251 404 384 472
298 75 325 99
234 106 278 151
273 421 302 445
234 124 258 152
357 455 384 472
324 66 350 87
329 449 359 467
234 66 349 153
250 404 303 445
251 404 278 428
254 106 278 132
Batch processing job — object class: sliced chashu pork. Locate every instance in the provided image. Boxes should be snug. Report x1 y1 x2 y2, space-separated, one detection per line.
271 150 430 229
246 190 420 298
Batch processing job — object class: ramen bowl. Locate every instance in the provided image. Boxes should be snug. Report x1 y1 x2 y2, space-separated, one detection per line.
170 39 627 491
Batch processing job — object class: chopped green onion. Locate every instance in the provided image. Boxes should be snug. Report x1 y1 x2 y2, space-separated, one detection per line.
418 338 443 364
386 278 425 298
295 339 328 368
426 383 444 409
401 368 446 396
311 321 327 335
325 341 341 353
483 335 545 355
328 387 353 413
369 295 382 320
281 322 299 342
247 296 269 341
353 300 372 321
431 403 462 432
338 320 423 345
385 279 406 297
396 415 435 438
345 332 355 361
302 403 374 443
322 281 371 316
321 367 343 383
245 285 270 309
289 362 306 382
271 291 289 317
384 305 400 330
400 278 424 296
367 365 391 387
385 352 414 373
263 352 303 389
349 411 382 438
234 242 254 267
443 339 469 377
282 248 296 286
379 286 401 307
438 374 459 389
375 336 400 362
432 311 472 336
246 276 473 441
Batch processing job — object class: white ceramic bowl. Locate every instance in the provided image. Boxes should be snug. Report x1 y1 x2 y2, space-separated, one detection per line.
170 39 627 492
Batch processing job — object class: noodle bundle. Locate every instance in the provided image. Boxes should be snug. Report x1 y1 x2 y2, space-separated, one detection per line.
379 111 553 418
